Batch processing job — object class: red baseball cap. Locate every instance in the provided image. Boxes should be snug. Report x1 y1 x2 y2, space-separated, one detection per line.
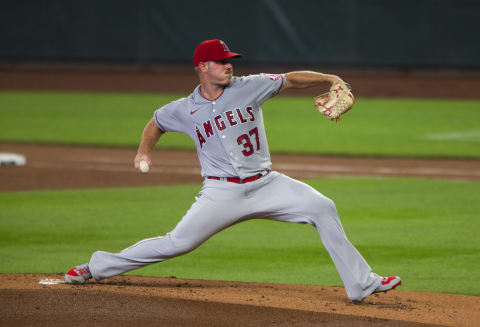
193 39 242 66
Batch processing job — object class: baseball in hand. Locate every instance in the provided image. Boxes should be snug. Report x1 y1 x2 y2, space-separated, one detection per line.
139 160 149 173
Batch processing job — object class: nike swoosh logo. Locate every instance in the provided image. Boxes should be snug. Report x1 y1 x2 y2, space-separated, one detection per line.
190 108 200 115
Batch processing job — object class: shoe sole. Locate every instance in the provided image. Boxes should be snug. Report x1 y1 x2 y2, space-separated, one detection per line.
64 276 86 284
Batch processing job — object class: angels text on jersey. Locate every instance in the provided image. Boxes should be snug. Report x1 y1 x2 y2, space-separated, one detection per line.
194 105 259 156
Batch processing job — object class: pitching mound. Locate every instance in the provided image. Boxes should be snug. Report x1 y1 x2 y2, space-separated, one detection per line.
2 274 479 326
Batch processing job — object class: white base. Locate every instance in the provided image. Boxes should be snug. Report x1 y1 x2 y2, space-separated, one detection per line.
0 153 26 166
39 279 66 285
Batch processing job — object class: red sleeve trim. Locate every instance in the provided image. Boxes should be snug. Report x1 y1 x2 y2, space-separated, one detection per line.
276 74 285 95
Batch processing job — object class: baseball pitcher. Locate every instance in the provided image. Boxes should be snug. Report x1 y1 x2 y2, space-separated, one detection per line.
65 39 401 302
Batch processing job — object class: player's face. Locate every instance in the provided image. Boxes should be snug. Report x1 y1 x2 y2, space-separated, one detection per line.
206 60 233 86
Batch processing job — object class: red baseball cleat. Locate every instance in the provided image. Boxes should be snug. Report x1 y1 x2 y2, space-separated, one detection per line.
373 276 402 293
64 263 92 284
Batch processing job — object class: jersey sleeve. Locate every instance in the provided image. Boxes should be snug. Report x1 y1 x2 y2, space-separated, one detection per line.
247 73 286 106
153 99 187 133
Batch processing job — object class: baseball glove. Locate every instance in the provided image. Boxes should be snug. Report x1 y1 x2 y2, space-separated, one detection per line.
314 82 354 122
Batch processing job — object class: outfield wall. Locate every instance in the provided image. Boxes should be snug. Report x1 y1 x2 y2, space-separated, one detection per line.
1 0 479 69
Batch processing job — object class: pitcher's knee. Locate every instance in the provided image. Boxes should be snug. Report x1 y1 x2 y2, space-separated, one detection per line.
324 197 339 217
306 194 338 216
304 195 341 227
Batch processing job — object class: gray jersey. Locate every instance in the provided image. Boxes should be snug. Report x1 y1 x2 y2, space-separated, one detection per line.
154 73 285 179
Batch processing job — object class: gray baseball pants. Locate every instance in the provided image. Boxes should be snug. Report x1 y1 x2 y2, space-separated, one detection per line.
88 171 381 301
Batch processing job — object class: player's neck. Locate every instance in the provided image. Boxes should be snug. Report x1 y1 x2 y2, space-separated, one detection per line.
199 83 225 101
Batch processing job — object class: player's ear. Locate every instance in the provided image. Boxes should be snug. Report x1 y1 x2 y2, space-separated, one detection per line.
198 62 209 73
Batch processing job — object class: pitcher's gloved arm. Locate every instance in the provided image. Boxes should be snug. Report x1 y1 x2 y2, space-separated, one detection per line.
283 71 344 90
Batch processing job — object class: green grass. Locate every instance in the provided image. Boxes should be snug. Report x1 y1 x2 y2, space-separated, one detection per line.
1 177 478 296
266 97 480 157
1 91 479 157
0 91 190 147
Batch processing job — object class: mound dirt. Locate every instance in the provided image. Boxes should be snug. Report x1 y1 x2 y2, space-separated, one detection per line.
3 274 479 326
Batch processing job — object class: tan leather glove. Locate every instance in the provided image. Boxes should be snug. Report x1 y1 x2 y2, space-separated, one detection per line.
314 82 354 122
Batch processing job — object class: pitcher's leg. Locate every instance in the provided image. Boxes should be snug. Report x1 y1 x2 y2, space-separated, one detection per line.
254 173 381 301
89 233 186 280
89 182 246 280
309 198 381 301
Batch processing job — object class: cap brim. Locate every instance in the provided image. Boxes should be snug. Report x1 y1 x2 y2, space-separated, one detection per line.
226 52 242 59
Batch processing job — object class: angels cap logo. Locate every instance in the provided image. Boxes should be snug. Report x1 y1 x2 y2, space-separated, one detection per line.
220 40 230 53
